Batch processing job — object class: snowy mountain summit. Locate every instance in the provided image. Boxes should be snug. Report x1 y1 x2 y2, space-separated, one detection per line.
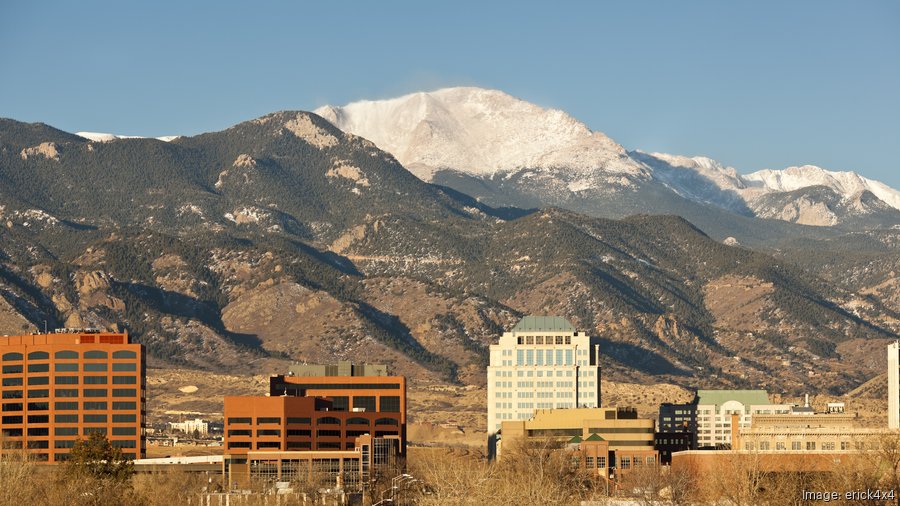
315 87 646 181
318 86 898 228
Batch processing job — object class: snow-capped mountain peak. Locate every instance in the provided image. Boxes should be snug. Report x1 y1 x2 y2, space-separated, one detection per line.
315 87 646 181
743 165 900 210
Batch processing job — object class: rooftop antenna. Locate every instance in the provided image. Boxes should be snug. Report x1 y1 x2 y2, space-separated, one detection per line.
44 321 48 334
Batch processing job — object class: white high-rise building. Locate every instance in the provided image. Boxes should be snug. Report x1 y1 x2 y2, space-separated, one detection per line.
487 316 602 450
889 342 900 429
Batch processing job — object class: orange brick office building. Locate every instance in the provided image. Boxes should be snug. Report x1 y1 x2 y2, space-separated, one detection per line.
0 331 145 462
224 373 406 455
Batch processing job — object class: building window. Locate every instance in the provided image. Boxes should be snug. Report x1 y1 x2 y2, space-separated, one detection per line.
776 442 785 450
598 457 606 468
806 442 816 451
84 402 108 410
83 351 108 359
84 415 107 423
27 364 49 373
317 429 341 437
841 441 851 451
84 389 107 397
55 363 78 372
228 417 251 424
55 427 78 436
792 441 802 450
286 417 311 425
84 376 108 385
83 363 108 372
353 396 376 412
317 417 341 426
586 456 594 468
228 430 251 437
380 396 401 412
112 402 136 410
620 457 631 469
256 417 281 424
112 414 136 423
55 402 78 411
112 363 136 372
822 442 835 451
28 377 49 385
375 418 399 426
2 352 22 361
257 429 281 437
112 389 136 397
27 351 49 360
55 376 78 385
1 377 22 386
759 442 770 451
112 350 137 359
112 376 136 384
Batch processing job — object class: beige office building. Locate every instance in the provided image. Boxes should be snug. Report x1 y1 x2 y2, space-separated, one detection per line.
739 412 885 452
694 390 794 448
889 342 900 429
499 407 656 476
487 316 601 449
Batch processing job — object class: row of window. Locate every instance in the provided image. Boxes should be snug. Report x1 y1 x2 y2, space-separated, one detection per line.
2 413 137 424
515 336 573 345
745 441 856 451
1 426 137 437
2 350 137 361
7 452 138 461
227 428 380 438
2 401 138 412
227 416 399 426
516 349 575 367
227 437 391 451
2 388 137 398
2 375 137 385
2 363 137 374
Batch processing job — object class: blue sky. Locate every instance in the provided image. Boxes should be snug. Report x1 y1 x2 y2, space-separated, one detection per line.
2 1 898 185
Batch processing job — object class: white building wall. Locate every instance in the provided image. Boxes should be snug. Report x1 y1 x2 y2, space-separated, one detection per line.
487 328 601 438
695 402 792 447
889 342 900 429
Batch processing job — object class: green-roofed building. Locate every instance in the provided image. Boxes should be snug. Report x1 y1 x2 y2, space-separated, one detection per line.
667 389 793 449
511 316 576 333
487 316 602 458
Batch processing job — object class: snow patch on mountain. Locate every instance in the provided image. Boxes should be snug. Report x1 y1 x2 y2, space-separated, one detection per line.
76 132 179 142
315 87 646 182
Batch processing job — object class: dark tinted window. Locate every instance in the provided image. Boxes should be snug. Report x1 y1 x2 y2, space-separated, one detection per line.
84 351 107 359
2 352 22 361
27 351 49 360
55 351 78 359
112 350 136 359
